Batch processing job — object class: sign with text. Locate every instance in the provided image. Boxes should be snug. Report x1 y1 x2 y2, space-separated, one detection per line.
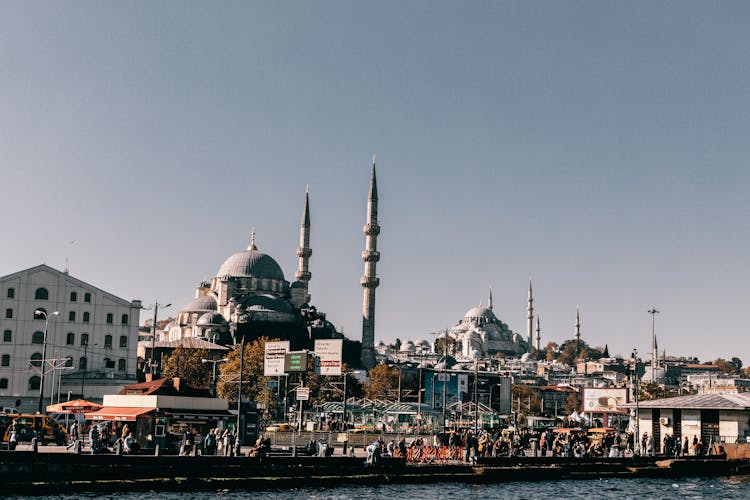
582 388 628 414
296 387 310 401
314 339 343 376
284 350 308 373
264 341 290 376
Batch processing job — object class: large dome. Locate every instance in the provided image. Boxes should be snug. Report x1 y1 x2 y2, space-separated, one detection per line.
183 295 218 312
217 249 285 280
464 307 496 320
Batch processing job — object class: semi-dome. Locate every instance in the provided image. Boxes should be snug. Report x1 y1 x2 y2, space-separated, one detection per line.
196 312 227 326
183 295 218 312
217 249 285 280
242 294 293 314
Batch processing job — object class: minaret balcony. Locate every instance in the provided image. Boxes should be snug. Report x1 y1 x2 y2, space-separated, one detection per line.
363 223 380 236
295 271 311 281
361 250 380 262
297 247 312 258
360 276 380 288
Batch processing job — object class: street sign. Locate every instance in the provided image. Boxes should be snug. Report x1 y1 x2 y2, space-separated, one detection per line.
314 339 343 376
264 341 290 376
296 387 310 401
284 351 308 373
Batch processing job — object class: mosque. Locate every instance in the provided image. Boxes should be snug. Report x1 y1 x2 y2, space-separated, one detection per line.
163 163 382 368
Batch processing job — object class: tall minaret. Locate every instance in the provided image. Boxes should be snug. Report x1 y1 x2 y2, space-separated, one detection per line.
535 315 541 351
574 307 581 356
295 189 312 302
360 157 380 370
526 280 534 347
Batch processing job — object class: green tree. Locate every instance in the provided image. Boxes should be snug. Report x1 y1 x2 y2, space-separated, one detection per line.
162 347 213 388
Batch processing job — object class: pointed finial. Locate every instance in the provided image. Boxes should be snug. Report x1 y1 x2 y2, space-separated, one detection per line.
248 227 257 251
488 286 493 310
372 154 376 165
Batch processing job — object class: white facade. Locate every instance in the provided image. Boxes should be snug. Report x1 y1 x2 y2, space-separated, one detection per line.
0 265 141 412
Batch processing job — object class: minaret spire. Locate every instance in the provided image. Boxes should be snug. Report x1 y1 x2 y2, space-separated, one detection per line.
526 280 534 348
535 315 541 351
575 307 581 356
296 189 312 301
361 156 380 369
488 286 493 310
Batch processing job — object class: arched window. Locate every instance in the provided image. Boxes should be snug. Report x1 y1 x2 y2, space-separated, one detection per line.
66 333 75 345
82 311 90 323
34 288 49 300
3 330 11 342
106 313 113 324
65 356 73 367
1 354 9 366
104 335 113 348
118 359 126 371
29 352 42 368
28 376 40 390
80 333 89 346
119 336 128 348
84 293 91 303
79 357 87 370
0 378 7 389
70 291 77 302
121 314 129 325
31 331 44 344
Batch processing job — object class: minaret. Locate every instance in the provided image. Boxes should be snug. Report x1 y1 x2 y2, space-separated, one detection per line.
360 157 380 370
295 189 312 302
575 307 581 356
526 280 534 347
535 315 541 351
488 287 493 310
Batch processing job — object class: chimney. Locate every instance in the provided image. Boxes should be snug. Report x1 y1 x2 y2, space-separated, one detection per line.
145 373 153 382
172 377 181 393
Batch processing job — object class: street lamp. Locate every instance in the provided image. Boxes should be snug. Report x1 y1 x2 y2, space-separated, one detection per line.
144 301 171 376
632 348 640 456
201 357 229 397
34 309 59 414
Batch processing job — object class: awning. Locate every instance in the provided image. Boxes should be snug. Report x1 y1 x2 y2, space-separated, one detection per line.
47 399 103 414
84 407 155 422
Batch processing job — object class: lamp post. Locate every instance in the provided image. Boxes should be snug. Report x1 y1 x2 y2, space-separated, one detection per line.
35 309 59 414
632 348 640 456
201 357 229 397
442 329 448 430
145 301 171 376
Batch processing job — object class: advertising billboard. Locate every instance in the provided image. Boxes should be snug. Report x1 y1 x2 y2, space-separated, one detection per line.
582 387 628 414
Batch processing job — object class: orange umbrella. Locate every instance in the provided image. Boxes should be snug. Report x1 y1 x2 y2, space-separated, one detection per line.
46 399 102 414
588 427 616 433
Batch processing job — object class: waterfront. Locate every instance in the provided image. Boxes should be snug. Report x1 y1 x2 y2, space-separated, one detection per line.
12 477 750 500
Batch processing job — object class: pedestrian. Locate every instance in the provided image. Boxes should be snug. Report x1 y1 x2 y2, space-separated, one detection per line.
204 428 217 456
647 433 655 456
90 425 100 454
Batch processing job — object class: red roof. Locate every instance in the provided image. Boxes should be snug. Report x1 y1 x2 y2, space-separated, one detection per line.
84 407 155 421
118 377 210 397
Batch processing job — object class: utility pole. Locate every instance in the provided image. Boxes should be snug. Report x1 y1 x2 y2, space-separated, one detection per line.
237 338 244 447
146 301 171 376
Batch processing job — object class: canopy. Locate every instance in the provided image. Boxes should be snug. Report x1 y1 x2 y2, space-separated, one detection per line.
84 407 155 422
46 399 103 414
588 427 617 434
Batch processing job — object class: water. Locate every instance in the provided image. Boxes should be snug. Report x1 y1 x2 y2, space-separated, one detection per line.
11 477 750 500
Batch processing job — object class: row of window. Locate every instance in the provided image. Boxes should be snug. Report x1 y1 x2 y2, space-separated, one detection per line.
1 329 128 348
1 354 127 372
3 308 128 325
6 287 92 303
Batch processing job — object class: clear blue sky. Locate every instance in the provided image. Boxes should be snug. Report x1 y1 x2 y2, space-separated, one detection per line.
2 1 748 362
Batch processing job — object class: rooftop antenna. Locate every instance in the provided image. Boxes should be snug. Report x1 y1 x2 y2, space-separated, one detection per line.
64 240 76 274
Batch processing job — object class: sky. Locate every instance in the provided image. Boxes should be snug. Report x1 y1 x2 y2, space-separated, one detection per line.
1 1 748 363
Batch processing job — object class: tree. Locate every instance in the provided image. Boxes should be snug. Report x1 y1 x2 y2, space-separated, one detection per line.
162 347 213 388
305 364 364 403
364 364 399 400
543 341 559 362
714 357 743 375
217 337 279 410
511 384 542 416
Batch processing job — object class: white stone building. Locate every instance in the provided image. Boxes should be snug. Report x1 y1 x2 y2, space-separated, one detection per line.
0 265 141 411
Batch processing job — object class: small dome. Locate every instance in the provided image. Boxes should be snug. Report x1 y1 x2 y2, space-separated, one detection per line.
520 352 532 362
400 341 416 352
196 312 227 326
182 295 218 312
217 249 285 280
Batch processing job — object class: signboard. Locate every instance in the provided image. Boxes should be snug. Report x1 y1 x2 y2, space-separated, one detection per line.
314 339 343 376
296 387 310 401
284 351 308 373
582 388 628 414
264 341 290 376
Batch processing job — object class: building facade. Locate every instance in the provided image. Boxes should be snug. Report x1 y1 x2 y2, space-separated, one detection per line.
0 265 141 411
